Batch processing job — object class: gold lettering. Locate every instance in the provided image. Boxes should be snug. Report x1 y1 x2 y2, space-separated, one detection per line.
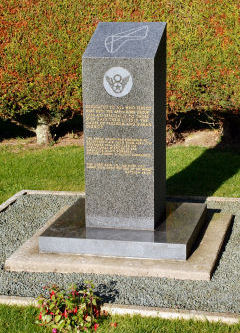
86 137 152 158
85 104 152 129
86 162 153 175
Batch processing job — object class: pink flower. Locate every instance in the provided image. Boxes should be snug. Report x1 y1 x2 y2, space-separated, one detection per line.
52 329 57 333
94 323 99 331
63 309 68 318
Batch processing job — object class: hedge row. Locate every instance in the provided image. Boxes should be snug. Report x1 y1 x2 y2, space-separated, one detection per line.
0 0 239 122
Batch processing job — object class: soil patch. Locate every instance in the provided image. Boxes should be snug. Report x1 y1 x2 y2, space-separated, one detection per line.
1 129 239 150
0 133 84 151
182 130 221 148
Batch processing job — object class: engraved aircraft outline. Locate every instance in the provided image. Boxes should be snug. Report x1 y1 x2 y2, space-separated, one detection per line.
105 25 149 54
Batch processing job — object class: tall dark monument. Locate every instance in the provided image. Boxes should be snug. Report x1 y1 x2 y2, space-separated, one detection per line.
82 22 166 231
39 22 206 260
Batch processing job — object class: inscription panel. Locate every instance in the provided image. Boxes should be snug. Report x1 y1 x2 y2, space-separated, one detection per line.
84 103 155 230
85 104 152 129
86 137 151 158
86 163 153 175
85 104 153 179
85 106 153 178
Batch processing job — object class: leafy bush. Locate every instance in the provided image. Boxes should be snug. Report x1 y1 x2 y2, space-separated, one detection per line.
0 0 239 125
36 282 101 332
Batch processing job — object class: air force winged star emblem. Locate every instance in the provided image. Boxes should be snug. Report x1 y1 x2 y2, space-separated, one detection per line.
103 67 133 98
105 26 149 54
105 74 130 94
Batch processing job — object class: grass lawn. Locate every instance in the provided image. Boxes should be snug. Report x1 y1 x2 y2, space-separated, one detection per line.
0 304 239 333
0 145 240 204
0 145 85 204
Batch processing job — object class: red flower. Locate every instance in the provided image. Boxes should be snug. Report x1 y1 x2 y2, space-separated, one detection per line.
110 322 118 327
94 323 99 331
73 307 78 314
94 309 100 318
38 312 42 320
50 291 55 299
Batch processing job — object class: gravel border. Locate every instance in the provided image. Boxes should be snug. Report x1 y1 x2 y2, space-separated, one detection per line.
0 191 240 314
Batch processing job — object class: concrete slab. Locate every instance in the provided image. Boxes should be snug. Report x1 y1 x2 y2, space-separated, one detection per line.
102 304 240 324
5 208 232 280
0 190 27 213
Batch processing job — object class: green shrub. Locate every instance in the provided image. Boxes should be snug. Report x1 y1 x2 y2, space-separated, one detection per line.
36 282 101 332
0 0 239 125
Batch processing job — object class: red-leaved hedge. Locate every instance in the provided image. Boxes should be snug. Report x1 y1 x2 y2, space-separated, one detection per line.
0 0 239 122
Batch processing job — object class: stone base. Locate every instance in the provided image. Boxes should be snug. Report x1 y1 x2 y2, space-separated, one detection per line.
4 202 232 280
38 198 206 260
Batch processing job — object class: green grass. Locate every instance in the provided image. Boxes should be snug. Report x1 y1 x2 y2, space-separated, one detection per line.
0 305 240 333
0 145 85 204
0 305 239 333
100 315 240 333
0 145 240 204
0 305 48 333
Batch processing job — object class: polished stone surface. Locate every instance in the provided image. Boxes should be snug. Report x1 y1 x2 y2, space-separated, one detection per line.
83 22 166 59
82 22 166 230
39 198 207 260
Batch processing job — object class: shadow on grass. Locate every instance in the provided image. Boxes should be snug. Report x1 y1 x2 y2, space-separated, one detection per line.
167 140 240 197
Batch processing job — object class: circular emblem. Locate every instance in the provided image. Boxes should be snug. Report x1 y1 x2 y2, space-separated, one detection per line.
103 67 133 97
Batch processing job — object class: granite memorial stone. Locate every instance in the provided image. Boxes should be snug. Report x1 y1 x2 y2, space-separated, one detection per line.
39 22 207 260
82 22 166 230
